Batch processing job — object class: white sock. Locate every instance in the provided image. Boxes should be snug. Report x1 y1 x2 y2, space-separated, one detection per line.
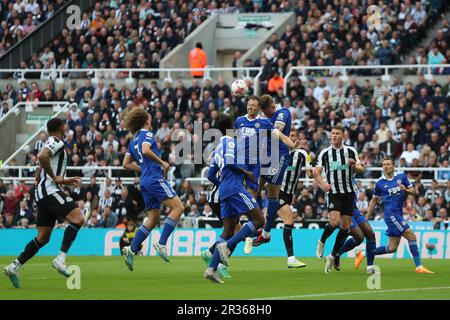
288 256 297 263
12 259 22 272
57 251 67 263
262 231 270 238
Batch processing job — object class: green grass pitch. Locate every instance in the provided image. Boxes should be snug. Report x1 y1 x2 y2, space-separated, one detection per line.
1 256 450 300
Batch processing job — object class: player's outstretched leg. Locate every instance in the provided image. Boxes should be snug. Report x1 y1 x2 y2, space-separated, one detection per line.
3 228 51 288
52 208 84 277
325 214 351 274
254 182 280 246
355 222 377 271
123 209 160 271
278 203 305 268
204 218 236 284
219 208 264 267
402 229 434 274
317 210 340 259
154 196 185 262
334 227 364 271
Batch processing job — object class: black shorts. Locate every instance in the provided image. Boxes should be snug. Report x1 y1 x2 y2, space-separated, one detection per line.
37 191 78 227
278 190 293 209
327 193 355 216
209 201 222 223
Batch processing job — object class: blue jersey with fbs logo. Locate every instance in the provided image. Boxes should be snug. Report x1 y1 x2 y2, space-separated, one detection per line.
234 115 275 165
127 129 163 183
374 172 412 215
374 172 413 237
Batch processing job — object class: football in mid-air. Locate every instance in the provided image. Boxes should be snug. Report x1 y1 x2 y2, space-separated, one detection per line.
231 79 249 98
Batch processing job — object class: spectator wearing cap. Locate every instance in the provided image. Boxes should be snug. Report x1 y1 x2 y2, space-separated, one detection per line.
189 42 208 78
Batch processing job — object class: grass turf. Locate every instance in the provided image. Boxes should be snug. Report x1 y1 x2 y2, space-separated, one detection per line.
0 256 449 300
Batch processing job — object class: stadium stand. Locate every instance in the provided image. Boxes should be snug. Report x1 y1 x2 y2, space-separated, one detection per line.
0 0 66 57
0 1 449 230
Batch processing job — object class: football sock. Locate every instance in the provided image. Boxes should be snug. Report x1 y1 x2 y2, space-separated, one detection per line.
159 217 177 245
374 245 390 255
263 198 279 233
337 237 358 256
17 238 44 266
209 237 226 271
320 223 336 243
283 224 294 257
60 223 81 254
408 240 421 267
331 228 349 257
227 221 257 249
366 239 376 266
131 224 150 253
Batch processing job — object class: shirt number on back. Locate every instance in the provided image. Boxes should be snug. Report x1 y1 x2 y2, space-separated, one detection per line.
134 145 144 163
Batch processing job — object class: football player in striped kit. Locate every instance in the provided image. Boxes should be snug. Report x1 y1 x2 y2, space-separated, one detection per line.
3 118 84 288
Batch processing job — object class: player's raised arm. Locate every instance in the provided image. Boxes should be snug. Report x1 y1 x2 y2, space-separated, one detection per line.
271 129 296 149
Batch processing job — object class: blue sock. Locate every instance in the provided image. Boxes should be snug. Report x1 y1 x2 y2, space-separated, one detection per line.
131 225 150 253
263 199 279 233
227 221 257 249
209 237 226 271
408 240 421 267
159 217 177 245
337 237 358 256
366 239 376 266
374 245 390 255
256 195 263 210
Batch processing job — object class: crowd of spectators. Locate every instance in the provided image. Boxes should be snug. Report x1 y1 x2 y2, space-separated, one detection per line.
0 0 66 57
0 1 449 229
0 71 449 229
8 0 449 80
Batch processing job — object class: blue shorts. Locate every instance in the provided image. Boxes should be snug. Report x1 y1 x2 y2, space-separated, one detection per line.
220 190 258 219
244 164 260 191
351 211 367 229
261 155 289 185
385 213 410 237
141 179 177 210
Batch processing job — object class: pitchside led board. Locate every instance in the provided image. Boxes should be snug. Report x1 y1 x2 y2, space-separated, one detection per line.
0 223 449 259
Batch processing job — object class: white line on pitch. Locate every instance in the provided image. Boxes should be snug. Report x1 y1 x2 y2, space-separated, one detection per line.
252 286 450 300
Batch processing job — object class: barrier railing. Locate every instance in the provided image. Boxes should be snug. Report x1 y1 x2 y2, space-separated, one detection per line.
283 63 450 95
186 166 450 186
0 165 176 186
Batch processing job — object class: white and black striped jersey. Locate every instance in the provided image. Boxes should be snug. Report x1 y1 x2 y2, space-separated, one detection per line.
281 149 312 195
99 196 114 211
317 144 360 195
35 136 67 202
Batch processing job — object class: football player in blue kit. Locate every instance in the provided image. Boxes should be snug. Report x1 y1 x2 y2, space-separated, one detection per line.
251 94 296 246
234 95 301 200
121 107 185 271
204 116 264 284
366 157 434 274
